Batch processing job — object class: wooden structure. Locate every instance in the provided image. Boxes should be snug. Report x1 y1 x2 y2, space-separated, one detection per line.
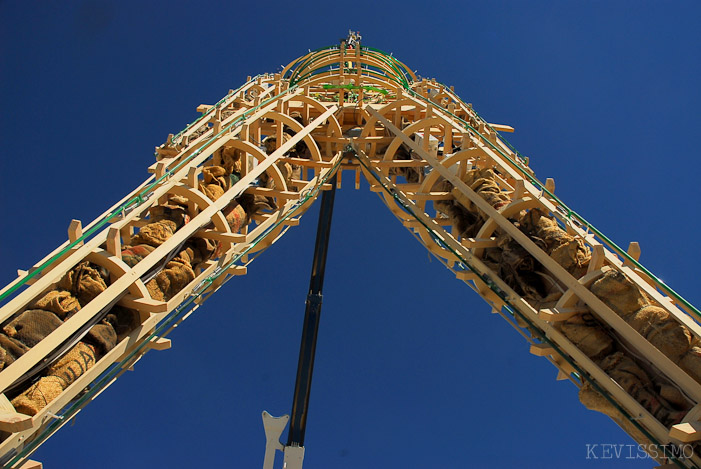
1 39 701 468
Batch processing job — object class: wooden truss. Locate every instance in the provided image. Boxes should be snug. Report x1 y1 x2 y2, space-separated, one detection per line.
1 43 700 468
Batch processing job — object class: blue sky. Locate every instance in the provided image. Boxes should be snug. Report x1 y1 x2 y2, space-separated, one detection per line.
1 1 700 468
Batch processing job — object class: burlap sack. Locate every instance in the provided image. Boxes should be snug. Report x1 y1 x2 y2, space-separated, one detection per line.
238 193 275 218
495 236 545 301
579 382 651 447
57 261 109 306
218 145 242 175
149 203 189 228
559 315 614 360
433 181 481 238
203 165 229 190
519 210 591 277
581 352 684 427
680 347 701 384
103 306 141 341
180 238 216 267
32 290 80 319
262 133 291 155
0 334 29 371
146 260 196 302
222 202 248 233
199 182 225 202
11 342 97 416
626 306 693 363
131 219 178 248
121 244 156 268
84 322 117 355
589 267 649 317
459 168 511 215
3 310 63 348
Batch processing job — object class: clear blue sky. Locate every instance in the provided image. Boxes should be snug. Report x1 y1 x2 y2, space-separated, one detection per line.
1 1 700 468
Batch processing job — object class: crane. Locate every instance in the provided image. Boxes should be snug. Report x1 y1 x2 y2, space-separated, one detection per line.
0 35 700 468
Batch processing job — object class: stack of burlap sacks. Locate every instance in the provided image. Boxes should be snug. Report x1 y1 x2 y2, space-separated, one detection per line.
5 263 140 416
435 167 700 437
4 146 285 419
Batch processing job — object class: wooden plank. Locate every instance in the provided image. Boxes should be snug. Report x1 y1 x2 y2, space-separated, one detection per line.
488 123 514 133
670 422 701 443
18 460 42 469
461 237 498 248
0 411 33 432
529 343 555 357
538 307 586 322
68 219 82 243
147 338 172 351
194 229 247 244
119 295 168 313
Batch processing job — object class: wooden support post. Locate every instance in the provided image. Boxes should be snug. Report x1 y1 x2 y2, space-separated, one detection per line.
68 219 83 243
456 271 478 282
513 179 525 200
155 161 167 179
545 178 555 195
587 244 606 273
624 241 641 267
187 166 201 188
461 132 471 150
106 227 121 260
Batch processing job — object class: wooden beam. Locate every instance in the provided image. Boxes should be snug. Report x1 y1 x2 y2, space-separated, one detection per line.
670 422 701 443
529 343 555 357
147 338 172 351
0 411 33 432
487 123 514 133
68 219 83 243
